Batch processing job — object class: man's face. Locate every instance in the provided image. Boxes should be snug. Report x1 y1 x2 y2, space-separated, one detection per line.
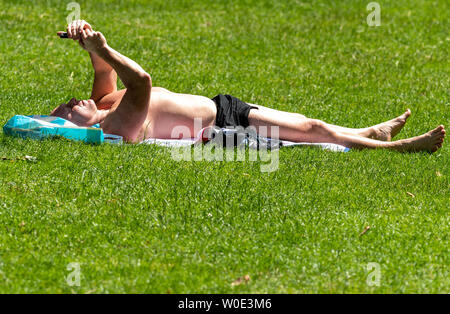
50 98 97 126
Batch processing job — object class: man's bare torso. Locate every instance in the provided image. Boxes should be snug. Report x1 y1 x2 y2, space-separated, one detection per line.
98 87 217 141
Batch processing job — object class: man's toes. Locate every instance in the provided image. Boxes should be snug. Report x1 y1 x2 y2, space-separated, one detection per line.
433 126 444 133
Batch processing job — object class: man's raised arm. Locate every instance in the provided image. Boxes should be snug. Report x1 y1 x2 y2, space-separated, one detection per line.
80 28 152 142
60 20 118 102
80 29 151 92
89 51 117 102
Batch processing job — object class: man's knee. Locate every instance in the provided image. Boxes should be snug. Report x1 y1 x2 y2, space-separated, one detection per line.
303 119 324 131
303 119 335 136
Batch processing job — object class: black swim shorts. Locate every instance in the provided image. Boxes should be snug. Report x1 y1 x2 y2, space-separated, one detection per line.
211 94 258 128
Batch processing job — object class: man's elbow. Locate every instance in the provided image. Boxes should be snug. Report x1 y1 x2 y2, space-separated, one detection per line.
136 72 152 89
128 72 152 91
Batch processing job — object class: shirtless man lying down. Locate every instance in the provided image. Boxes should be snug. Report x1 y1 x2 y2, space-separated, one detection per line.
51 20 445 152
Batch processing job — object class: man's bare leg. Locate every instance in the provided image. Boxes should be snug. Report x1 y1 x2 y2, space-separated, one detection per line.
324 109 411 141
249 104 411 141
248 108 445 152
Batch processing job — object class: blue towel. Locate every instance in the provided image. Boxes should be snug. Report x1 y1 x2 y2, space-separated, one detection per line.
3 115 122 144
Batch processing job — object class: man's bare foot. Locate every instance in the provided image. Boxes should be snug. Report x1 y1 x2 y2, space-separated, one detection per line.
371 109 411 141
395 125 446 153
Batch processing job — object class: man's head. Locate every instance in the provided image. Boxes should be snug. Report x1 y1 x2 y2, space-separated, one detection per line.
50 98 99 126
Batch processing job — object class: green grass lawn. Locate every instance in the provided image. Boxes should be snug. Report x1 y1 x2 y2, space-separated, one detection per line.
0 0 448 293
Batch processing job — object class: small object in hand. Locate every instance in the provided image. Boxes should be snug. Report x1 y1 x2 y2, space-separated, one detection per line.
58 32 69 38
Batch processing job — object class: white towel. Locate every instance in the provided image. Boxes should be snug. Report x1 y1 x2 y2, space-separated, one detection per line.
141 127 350 152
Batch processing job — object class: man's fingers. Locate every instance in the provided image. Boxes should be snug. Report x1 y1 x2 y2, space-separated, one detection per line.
78 20 84 34
81 29 87 40
86 28 94 36
76 20 81 36
78 20 87 35
76 20 83 39
66 20 93 39
84 21 92 31
67 23 72 37
71 22 77 39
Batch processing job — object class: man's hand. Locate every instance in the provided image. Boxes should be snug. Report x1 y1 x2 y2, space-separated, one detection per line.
57 20 106 52
58 20 91 40
80 29 108 53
